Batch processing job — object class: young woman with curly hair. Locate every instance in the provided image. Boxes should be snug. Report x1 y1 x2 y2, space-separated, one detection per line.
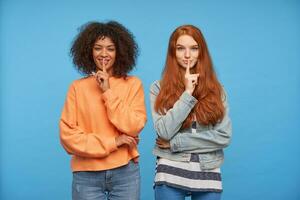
150 25 232 200
60 21 147 200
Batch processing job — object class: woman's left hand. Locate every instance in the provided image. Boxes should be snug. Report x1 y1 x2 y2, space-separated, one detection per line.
156 137 170 149
95 62 110 92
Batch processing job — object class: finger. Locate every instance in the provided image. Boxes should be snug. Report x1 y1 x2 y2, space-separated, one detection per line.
97 73 109 82
190 75 199 81
157 143 164 148
188 74 199 79
95 75 104 83
156 140 165 145
134 137 140 144
126 137 137 147
159 144 167 149
190 78 198 84
96 71 107 78
185 60 190 76
96 72 108 79
124 138 132 147
102 59 107 73
130 137 137 146
157 137 167 142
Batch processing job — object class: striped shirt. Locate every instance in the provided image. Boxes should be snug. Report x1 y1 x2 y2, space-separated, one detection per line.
154 122 223 193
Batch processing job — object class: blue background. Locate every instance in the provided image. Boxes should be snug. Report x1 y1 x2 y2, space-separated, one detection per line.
1 0 299 199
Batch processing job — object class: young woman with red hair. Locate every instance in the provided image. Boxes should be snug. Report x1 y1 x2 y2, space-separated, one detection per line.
150 25 232 200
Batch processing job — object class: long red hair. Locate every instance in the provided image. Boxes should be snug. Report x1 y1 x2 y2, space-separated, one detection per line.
155 25 225 128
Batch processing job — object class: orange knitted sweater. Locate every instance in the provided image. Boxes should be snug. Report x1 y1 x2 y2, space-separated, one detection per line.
60 75 147 172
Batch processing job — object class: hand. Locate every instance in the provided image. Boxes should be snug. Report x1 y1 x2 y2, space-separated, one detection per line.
134 136 140 144
184 60 199 95
95 60 110 92
156 137 170 149
115 134 137 149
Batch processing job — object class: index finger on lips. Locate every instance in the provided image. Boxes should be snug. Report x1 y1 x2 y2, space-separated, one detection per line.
102 59 107 73
185 60 190 76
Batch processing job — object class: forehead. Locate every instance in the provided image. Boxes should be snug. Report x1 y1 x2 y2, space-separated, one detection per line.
94 36 115 46
176 35 197 46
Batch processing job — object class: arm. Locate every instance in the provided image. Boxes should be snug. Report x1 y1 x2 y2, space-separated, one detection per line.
170 92 232 153
150 81 198 141
60 83 118 158
102 78 147 137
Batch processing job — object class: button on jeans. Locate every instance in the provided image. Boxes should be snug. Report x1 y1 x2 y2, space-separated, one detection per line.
72 161 140 200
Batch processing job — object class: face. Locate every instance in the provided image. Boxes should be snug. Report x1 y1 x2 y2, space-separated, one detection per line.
175 35 199 69
92 36 116 73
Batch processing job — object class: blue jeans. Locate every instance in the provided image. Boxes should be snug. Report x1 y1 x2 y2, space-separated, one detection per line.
155 185 222 200
72 161 140 200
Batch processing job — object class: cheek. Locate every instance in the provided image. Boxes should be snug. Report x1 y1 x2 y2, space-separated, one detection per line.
110 52 116 60
92 50 98 59
109 53 116 65
192 52 199 59
176 52 183 60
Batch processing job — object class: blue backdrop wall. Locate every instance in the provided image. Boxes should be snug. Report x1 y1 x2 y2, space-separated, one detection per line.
1 0 299 199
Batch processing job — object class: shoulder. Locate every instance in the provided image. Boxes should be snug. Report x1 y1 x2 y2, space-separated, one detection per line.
150 80 161 95
113 76 144 92
125 75 143 85
69 76 94 90
71 76 93 86
117 76 143 89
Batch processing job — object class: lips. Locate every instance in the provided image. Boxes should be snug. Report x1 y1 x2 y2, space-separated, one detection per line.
98 58 110 66
183 60 191 64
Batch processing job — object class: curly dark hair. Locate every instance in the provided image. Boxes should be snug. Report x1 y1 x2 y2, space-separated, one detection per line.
70 21 139 77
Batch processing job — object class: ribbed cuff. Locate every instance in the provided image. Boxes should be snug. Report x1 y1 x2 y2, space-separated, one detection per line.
180 91 198 107
106 137 118 153
170 136 181 152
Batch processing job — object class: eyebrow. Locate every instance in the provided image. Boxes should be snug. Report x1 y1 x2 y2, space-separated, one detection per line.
176 44 199 47
94 44 115 47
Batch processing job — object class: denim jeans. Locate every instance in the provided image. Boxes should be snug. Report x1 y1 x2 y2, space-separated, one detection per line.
72 161 140 200
155 185 222 200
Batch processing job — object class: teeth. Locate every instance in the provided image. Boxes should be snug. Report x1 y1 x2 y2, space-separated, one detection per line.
99 59 109 64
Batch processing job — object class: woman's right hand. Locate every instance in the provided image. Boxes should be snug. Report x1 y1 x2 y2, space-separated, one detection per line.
115 134 138 149
184 60 199 95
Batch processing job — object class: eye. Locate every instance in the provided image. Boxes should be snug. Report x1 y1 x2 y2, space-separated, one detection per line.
93 47 102 51
107 47 115 52
176 47 185 51
191 47 199 51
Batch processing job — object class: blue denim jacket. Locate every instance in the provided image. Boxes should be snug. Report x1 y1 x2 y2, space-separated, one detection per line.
150 81 232 170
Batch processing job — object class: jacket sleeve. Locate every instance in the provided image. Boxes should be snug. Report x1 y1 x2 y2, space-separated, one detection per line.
60 83 118 158
169 91 232 153
150 81 198 141
102 78 147 137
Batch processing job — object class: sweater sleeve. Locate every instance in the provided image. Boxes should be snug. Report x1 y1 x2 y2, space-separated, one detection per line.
102 78 147 137
59 83 118 158
170 91 232 153
150 81 198 141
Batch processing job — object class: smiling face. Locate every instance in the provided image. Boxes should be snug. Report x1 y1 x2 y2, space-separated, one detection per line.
175 34 199 69
92 36 116 73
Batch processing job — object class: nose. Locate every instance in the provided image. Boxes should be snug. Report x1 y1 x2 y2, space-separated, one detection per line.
100 48 108 57
184 49 190 58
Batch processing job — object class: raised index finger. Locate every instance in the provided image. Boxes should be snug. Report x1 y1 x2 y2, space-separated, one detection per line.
185 60 190 76
101 59 107 73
